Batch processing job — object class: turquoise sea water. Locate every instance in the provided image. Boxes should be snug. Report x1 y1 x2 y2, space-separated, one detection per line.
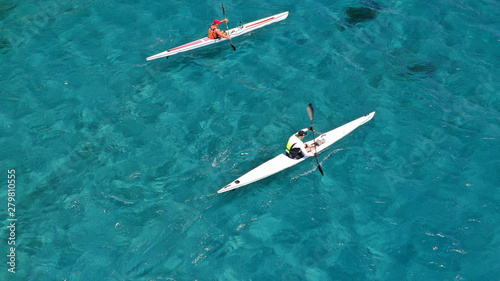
1 0 499 280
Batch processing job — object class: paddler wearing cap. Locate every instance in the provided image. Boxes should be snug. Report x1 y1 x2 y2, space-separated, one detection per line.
209 19 231 39
285 127 324 159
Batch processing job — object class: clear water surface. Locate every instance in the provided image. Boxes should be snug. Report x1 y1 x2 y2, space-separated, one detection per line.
1 0 499 280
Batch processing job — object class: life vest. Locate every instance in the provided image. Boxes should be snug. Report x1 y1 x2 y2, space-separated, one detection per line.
285 135 304 159
208 25 219 39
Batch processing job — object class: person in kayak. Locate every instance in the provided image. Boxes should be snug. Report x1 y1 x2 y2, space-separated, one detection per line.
209 19 231 39
285 128 324 159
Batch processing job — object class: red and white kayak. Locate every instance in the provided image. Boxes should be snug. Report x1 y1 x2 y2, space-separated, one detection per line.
218 112 375 193
146 11 289 61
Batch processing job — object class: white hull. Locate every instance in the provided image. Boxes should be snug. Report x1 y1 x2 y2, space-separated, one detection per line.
146 12 289 61
218 112 375 193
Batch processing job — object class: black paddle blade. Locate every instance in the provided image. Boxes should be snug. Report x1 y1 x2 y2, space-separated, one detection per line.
231 44 236 51
307 103 314 122
318 163 324 176
222 3 226 17
308 103 323 176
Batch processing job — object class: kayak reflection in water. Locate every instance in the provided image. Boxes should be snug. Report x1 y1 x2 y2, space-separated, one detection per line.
208 19 231 39
285 128 324 159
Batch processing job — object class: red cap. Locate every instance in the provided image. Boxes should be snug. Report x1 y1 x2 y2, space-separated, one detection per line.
214 19 222 24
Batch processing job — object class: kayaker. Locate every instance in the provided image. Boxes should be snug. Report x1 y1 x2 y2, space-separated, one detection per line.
209 19 231 39
285 128 324 159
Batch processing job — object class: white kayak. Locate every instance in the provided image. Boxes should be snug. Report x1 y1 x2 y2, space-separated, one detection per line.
218 111 376 193
146 11 289 61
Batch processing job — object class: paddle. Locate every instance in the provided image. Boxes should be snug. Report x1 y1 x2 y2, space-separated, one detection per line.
307 103 324 176
222 3 236 51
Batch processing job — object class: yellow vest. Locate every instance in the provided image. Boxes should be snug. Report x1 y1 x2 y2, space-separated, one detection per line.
285 135 300 154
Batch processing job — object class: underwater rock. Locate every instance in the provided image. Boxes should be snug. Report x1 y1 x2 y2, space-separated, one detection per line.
0 37 11 54
296 38 307 45
345 7 379 25
407 63 436 74
0 1 16 21
396 62 437 79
